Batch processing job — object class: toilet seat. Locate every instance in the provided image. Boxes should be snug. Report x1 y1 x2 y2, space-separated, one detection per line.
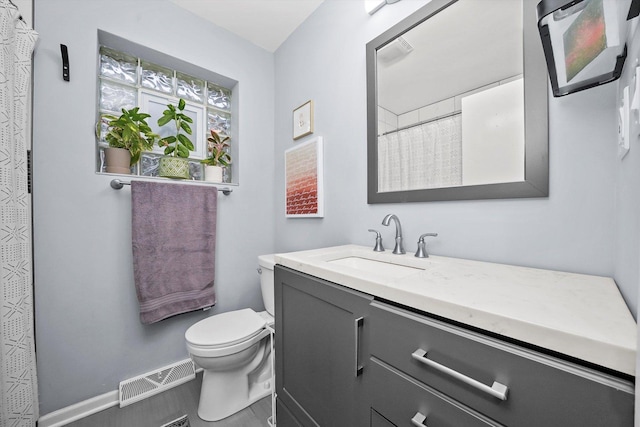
186 308 268 358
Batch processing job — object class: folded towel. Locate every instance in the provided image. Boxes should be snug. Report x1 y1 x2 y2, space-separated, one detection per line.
131 181 217 324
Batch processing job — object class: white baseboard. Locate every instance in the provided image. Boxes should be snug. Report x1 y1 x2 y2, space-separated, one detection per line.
37 369 203 427
38 390 119 427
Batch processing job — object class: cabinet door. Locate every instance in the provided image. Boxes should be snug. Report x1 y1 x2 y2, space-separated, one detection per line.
275 266 373 427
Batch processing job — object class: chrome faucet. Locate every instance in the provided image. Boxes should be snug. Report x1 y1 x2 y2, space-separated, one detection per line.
382 214 405 254
368 229 385 252
415 233 438 258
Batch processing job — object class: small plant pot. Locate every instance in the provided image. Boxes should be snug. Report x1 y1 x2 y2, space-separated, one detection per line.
105 147 132 174
203 165 224 182
158 156 190 179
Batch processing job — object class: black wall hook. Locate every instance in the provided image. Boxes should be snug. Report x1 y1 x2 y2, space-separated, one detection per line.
60 44 69 82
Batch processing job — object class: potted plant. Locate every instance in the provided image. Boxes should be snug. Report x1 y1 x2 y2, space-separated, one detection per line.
157 98 195 179
201 129 231 182
102 107 158 174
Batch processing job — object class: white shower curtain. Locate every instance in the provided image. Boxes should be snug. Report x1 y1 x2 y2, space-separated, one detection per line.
0 1 38 425
378 115 462 192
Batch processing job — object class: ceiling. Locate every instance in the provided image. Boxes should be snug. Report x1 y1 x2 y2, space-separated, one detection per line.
377 0 523 115
170 0 326 52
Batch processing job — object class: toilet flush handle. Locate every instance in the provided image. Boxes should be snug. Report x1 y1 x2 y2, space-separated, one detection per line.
257 267 262 275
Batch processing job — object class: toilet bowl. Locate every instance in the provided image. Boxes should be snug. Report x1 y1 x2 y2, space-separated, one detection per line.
185 254 276 421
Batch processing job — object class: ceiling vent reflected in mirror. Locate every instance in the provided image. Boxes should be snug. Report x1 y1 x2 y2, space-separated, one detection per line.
377 37 414 64
537 0 639 96
365 0 402 15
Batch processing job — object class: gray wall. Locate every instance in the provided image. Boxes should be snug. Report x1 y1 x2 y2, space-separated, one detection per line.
274 1 630 307
32 0 275 415
614 17 640 421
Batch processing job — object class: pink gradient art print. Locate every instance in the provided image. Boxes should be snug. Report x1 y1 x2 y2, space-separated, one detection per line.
285 138 323 217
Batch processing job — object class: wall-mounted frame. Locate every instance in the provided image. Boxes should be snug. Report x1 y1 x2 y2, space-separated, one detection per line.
537 0 633 97
285 136 324 218
293 100 314 140
366 0 549 203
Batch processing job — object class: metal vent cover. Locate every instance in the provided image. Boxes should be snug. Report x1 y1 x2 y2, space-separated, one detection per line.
161 414 190 427
119 359 196 407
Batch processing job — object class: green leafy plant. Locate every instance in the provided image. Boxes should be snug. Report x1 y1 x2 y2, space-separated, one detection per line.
157 98 194 158
102 107 158 166
201 129 232 167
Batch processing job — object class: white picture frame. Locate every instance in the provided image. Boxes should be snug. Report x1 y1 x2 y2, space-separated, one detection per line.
293 100 314 140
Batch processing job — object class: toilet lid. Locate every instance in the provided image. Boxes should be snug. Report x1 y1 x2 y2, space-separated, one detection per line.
185 308 266 348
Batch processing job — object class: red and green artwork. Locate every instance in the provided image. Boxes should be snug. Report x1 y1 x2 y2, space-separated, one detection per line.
563 0 607 82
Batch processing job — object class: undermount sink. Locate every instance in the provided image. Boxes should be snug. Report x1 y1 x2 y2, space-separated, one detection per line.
328 256 423 281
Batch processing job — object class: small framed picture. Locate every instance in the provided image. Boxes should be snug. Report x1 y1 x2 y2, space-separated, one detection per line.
293 100 314 140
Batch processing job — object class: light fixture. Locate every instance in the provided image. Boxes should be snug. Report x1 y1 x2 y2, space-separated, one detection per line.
537 0 639 97
365 0 402 15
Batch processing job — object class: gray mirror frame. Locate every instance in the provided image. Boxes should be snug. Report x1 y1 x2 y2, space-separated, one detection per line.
367 0 549 203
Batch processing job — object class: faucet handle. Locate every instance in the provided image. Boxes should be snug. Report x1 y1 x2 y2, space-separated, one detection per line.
368 229 385 252
415 233 438 258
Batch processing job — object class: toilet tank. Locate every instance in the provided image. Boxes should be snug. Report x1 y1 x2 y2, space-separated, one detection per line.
258 254 276 316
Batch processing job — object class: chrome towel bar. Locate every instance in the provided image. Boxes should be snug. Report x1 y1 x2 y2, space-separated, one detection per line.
110 179 233 195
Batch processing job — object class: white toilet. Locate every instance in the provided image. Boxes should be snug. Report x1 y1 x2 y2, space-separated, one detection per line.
185 254 276 421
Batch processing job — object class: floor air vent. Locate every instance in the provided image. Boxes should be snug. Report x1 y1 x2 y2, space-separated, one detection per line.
119 359 196 407
161 415 190 427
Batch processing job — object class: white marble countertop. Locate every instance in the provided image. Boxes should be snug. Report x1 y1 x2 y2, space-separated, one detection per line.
275 245 637 376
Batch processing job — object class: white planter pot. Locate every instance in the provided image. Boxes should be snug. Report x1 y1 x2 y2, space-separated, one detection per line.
204 165 224 182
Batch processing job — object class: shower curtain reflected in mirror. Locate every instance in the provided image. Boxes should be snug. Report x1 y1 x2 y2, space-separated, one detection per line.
377 115 462 193
0 1 39 425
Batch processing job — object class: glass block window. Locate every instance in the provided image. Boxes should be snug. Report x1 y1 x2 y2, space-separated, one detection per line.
99 80 137 112
207 110 231 135
96 46 234 183
100 47 137 84
207 83 231 110
176 72 205 103
141 61 173 94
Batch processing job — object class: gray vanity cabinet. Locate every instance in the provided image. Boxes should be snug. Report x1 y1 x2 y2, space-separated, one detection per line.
275 267 635 426
275 266 373 427
368 301 635 427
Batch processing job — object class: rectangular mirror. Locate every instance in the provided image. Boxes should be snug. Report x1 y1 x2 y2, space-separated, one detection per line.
367 0 549 203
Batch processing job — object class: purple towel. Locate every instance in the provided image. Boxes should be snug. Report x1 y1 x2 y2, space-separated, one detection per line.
131 181 217 324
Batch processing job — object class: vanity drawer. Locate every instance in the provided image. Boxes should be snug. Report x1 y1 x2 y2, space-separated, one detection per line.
369 301 634 427
367 358 501 427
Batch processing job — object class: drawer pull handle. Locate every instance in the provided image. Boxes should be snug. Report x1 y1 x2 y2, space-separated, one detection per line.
354 317 364 377
411 349 508 401
411 412 428 426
